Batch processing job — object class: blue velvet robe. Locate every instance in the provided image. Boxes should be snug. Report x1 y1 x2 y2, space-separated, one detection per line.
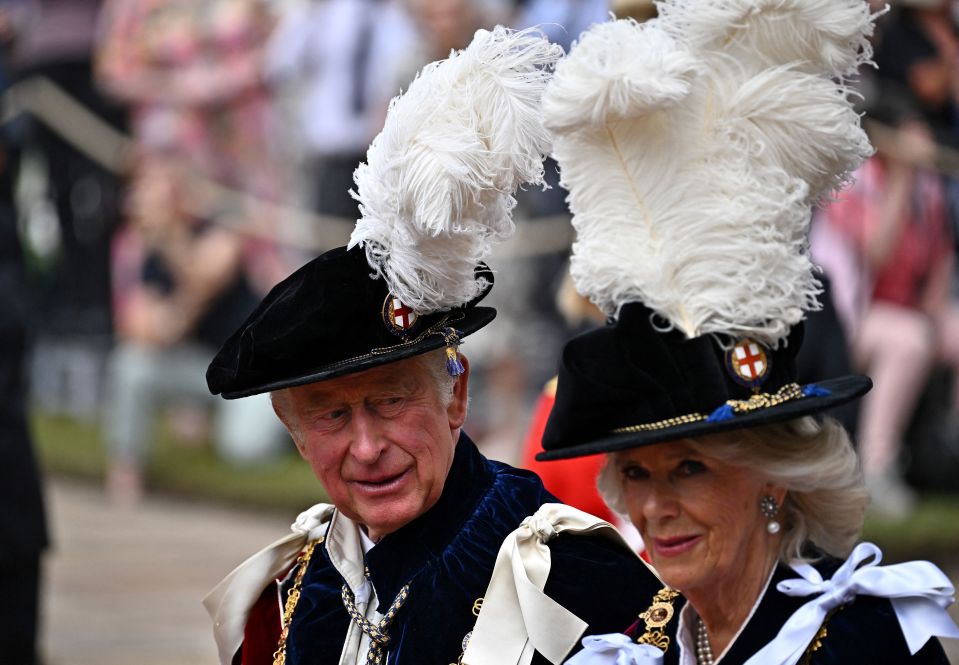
282 432 661 665
640 557 950 665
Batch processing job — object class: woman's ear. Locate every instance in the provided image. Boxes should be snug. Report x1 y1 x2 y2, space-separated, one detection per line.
763 482 788 508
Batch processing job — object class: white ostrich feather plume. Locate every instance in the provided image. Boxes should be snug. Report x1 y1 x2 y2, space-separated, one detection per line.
657 0 877 79
349 26 562 313
545 0 877 347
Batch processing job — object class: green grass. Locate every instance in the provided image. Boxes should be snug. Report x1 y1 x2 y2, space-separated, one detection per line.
32 411 327 512
863 495 959 562
31 411 959 561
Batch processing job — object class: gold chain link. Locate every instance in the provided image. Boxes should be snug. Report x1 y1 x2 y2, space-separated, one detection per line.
273 538 322 665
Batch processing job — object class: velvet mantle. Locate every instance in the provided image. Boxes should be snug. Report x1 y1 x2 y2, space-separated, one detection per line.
627 557 950 665
271 433 661 665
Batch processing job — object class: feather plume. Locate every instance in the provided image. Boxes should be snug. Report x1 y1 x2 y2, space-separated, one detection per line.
548 1 875 347
657 0 877 78
349 27 562 313
542 19 702 133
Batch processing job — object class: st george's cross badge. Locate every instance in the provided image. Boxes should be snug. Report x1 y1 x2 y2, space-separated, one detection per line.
726 338 771 389
383 294 419 337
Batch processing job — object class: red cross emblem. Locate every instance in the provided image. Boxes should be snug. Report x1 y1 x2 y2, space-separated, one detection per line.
383 294 419 336
726 339 771 387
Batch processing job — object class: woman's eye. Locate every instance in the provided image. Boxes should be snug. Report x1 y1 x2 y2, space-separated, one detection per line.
621 465 649 481
676 459 706 476
323 408 348 421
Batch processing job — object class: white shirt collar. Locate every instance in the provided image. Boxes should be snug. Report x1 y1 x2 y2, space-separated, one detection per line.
327 510 375 605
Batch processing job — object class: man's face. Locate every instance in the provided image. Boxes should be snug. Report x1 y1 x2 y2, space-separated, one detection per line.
275 355 469 541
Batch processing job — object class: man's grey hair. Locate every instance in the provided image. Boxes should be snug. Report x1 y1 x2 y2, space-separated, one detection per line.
598 416 868 564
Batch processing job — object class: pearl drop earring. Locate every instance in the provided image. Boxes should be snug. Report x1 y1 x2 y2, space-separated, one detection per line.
760 495 781 534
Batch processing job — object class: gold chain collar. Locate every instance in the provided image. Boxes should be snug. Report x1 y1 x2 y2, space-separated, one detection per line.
273 538 322 665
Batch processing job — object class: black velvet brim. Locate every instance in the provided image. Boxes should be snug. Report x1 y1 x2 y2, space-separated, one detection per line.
535 374 872 460
220 306 496 399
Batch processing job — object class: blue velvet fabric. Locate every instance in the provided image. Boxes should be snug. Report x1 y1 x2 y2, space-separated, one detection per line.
633 557 950 665
283 432 662 665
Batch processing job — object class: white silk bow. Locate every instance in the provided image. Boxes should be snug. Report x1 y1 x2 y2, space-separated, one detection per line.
564 633 665 665
463 503 645 665
203 503 335 665
743 542 959 665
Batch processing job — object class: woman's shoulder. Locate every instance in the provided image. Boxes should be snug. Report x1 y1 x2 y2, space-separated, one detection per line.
809 591 949 664
794 554 951 665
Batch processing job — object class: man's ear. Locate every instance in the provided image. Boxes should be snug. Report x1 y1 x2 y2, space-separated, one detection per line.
271 390 306 457
447 354 470 430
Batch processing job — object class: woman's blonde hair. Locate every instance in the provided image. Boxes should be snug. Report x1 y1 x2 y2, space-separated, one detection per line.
598 416 868 563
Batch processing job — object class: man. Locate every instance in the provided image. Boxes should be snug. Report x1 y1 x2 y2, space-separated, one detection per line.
203 246 664 665
202 27 665 665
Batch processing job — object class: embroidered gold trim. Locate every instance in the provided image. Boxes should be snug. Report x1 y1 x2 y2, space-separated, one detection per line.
798 606 841 665
274 537 323 665
612 383 807 434
636 587 680 652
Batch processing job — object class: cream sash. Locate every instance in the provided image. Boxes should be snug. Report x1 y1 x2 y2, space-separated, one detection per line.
203 503 335 665
463 503 650 665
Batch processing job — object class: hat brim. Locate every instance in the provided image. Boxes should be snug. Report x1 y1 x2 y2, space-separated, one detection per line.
221 306 496 399
535 374 871 461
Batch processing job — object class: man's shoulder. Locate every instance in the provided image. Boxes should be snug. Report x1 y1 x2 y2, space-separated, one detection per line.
544 530 661 633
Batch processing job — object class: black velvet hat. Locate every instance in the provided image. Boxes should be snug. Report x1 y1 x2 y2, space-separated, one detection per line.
537 303 871 460
207 246 495 399
208 28 563 399
536 6 877 460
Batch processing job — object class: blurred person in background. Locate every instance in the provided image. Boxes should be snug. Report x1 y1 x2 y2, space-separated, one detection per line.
5 0 126 419
96 0 289 295
874 0 959 151
511 0 609 52
0 14 49 657
264 0 416 222
102 154 287 504
815 110 959 519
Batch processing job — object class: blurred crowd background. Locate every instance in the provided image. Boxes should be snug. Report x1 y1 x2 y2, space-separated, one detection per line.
2 0 959 662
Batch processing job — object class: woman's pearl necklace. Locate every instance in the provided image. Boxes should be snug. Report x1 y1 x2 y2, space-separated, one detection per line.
696 616 715 665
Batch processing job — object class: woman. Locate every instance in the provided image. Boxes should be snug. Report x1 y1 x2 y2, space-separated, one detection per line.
528 0 959 663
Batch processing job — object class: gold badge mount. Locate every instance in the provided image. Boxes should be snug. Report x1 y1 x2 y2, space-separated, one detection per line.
636 587 680 652
726 338 771 389
382 294 420 338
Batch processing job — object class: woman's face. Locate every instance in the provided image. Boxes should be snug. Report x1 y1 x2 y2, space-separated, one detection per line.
613 440 781 598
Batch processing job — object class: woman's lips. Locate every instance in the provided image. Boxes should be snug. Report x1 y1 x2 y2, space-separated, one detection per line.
652 534 702 558
350 469 411 496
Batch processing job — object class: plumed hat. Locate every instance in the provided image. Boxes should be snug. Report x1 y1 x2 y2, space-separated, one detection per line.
537 0 877 460
208 27 563 399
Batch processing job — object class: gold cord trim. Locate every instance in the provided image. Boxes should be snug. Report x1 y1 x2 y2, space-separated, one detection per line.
612 383 807 434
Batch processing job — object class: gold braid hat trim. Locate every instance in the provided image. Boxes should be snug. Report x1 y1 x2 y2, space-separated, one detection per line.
636 587 680 652
274 538 323 665
612 382 807 433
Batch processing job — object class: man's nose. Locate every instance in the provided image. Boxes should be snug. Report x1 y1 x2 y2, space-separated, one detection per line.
349 410 384 464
